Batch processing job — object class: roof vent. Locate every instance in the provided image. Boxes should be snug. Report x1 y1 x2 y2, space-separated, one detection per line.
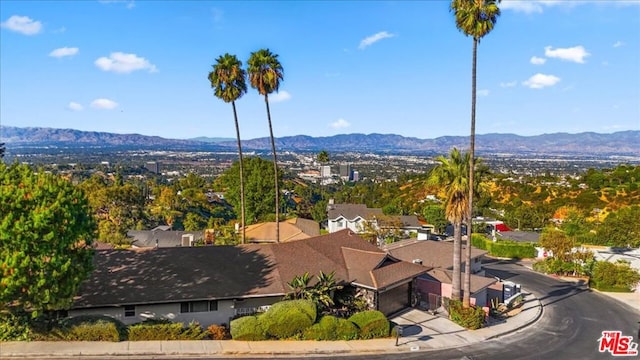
412 259 423 265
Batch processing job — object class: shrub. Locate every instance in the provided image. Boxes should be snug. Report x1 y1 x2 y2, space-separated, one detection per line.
0 312 32 341
262 300 316 339
54 316 125 342
207 323 230 340
127 320 206 341
348 310 390 339
590 261 640 292
448 300 485 330
302 315 359 341
230 315 267 341
472 235 536 259
128 321 184 340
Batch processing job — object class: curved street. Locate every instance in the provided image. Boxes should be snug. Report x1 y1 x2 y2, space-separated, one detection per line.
279 260 640 360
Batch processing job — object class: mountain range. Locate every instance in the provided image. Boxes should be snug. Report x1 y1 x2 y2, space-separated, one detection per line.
2 126 639 156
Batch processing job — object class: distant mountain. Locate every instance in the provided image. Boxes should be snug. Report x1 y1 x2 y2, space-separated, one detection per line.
189 136 235 143
229 131 640 156
2 126 639 156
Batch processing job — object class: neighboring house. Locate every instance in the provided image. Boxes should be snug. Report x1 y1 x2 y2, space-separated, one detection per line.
327 203 383 233
244 217 320 243
69 230 429 327
382 239 495 308
127 226 206 248
327 202 425 238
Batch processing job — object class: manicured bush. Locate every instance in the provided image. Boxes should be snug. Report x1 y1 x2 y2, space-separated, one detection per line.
207 323 230 340
302 315 359 341
262 300 317 339
448 300 485 330
230 315 267 341
348 310 390 339
54 315 125 341
128 320 206 340
471 235 536 259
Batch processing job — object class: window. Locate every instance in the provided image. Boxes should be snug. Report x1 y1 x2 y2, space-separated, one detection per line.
124 305 135 317
337 220 344 228
180 300 218 313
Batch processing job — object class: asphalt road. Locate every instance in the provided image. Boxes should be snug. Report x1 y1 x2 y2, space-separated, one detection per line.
244 260 640 360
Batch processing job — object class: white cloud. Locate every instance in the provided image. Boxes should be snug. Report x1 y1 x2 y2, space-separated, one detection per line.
67 102 83 111
523 73 561 89
90 98 119 109
49 47 79 58
270 91 291 103
330 118 351 129
530 56 546 65
500 81 517 88
500 0 544 14
95 52 157 74
544 45 590 63
477 89 490 97
1 15 42 35
613 41 624 48
359 31 395 50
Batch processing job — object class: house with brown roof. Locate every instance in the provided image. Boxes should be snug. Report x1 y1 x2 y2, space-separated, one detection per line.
382 239 496 307
244 217 320 243
69 230 429 327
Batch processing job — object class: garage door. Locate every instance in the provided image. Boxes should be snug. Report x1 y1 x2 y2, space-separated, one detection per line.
378 282 410 316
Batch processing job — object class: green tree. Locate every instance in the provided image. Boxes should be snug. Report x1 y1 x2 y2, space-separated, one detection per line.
317 150 329 164
451 0 501 308
216 157 281 225
429 148 470 301
248 48 284 243
422 204 448 234
598 206 640 247
539 227 575 262
208 53 248 243
0 163 96 317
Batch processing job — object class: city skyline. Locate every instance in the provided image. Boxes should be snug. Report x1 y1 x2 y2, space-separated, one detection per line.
1 0 639 140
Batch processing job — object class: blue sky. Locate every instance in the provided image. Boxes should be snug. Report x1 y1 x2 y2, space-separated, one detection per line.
1 0 639 140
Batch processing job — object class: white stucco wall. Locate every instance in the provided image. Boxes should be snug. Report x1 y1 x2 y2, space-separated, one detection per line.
68 296 283 328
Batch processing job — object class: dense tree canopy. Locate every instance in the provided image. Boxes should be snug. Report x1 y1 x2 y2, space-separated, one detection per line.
216 157 282 224
1 163 96 316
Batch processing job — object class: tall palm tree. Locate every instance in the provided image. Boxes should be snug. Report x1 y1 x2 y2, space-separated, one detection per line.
451 0 501 308
428 148 470 301
247 48 284 243
208 53 248 244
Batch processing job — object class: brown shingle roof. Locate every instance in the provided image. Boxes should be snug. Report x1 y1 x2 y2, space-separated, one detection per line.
73 230 428 309
384 239 487 270
425 268 497 293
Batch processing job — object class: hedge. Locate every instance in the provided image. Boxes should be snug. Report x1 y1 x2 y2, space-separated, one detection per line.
52 315 126 342
262 300 317 339
471 234 536 259
128 320 206 340
348 310 390 339
302 315 359 341
230 315 267 341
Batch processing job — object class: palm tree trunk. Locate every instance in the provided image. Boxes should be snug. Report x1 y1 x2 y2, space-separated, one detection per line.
232 101 246 244
463 37 478 308
452 221 462 301
264 94 279 243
